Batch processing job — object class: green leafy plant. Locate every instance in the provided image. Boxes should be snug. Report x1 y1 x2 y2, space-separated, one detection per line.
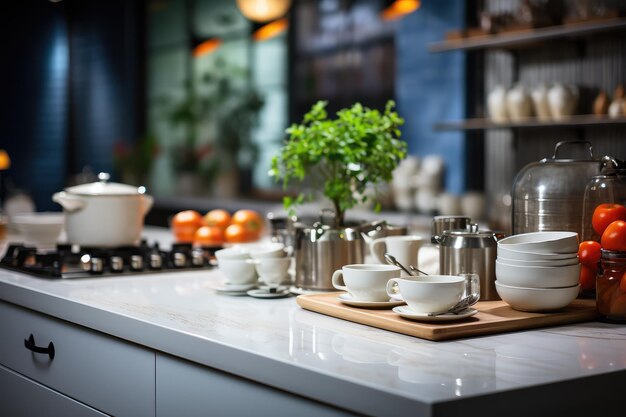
270 100 407 226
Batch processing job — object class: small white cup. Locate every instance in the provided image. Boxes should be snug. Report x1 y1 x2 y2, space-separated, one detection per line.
369 235 428 276
218 259 257 285
386 275 469 314
252 257 292 286
215 247 250 261
249 243 286 259
332 264 401 302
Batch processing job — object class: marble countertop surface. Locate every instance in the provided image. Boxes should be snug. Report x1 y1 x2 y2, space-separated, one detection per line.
1 228 625 416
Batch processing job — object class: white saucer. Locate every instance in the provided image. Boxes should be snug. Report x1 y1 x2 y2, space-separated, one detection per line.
338 293 406 308
215 283 257 295
247 288 292 299
289 286 333 296
392 306 478 322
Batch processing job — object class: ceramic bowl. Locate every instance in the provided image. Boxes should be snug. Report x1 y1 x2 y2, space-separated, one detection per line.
496 245 577 261
496 255 580 267
495 281 580 312
12 212 64 247
495 260 580 288
497 231 579 254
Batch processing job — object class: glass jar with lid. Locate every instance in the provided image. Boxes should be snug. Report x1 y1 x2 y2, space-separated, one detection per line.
581 157 626 242
597 249 626 323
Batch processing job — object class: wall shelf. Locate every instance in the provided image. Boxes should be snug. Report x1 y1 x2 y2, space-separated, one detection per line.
433 114 626 131
428 17 626 52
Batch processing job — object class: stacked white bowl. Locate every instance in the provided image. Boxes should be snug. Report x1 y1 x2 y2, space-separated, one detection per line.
495 231 580 312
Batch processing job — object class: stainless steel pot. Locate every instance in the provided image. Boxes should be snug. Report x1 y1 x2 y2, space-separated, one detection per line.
435 229 499 301
293 211 365 291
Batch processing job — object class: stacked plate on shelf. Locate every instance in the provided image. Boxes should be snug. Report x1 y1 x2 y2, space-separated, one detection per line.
495 232 581 312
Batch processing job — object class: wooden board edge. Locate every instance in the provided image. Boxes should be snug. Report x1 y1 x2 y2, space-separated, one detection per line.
296 294 601 342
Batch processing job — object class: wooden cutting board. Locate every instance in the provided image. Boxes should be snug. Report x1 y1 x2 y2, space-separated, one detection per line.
296 292 599 341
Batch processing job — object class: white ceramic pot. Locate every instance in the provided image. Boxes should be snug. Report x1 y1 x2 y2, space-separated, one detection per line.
52 173 153 247
547 84 579 120
530 84 551 121
506 85 533 122
488 85 508 123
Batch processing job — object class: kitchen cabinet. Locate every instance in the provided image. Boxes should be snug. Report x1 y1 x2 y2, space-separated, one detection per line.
0 301 155 417
155 354 359 417
0 364 107 417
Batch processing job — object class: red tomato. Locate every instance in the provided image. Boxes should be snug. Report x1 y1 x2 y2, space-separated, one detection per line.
610 293 626 316
578 241 601 269
224 223 250 243
193 226 224 246
204 209 231 230
592 203 626 236
171 210 204 243
621 272 626 293
231 209 263 238
601 220 626 251
579 264 597 291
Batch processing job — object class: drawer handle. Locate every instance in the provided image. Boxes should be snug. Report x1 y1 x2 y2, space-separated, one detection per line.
24 334 55 360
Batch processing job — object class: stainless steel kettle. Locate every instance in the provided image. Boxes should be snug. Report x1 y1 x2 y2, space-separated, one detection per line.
435 228 499 301
293 210 365 291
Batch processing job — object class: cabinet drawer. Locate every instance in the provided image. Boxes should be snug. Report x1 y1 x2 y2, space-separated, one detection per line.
0 364 109 417
0 301 155 417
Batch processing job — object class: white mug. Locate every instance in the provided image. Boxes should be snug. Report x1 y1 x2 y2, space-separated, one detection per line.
386 274 479 314
332 264 401 302
369 235 427 275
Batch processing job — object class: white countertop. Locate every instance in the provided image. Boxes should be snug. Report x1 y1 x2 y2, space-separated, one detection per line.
1 228 625 416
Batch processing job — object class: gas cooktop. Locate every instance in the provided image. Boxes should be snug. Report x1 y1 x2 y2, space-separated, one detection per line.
0 241 220 279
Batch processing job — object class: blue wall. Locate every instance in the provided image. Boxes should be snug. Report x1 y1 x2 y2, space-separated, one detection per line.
395 2 466 194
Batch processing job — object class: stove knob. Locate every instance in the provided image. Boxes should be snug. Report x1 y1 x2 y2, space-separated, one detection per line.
149 253 163 270
80 254 92 271
90 257 104 274
110 256 124 272
130 255 144 271
191 250 205 267
173 252 187 268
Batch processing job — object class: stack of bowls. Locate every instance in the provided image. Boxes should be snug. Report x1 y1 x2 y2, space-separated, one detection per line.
495 232 580 312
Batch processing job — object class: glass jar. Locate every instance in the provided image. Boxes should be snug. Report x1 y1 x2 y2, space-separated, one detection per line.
597 249 626 323
581 174 626 242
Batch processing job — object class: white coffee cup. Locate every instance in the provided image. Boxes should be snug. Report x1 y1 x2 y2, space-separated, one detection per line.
251 257 292 286
386 275 471 314
369 235 428 276
215 247 250 261
218 259 257 285
249 243 286 259
332 264 401 302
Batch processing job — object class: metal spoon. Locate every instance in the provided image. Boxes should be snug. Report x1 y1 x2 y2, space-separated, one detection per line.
409 264 428 276
384 253 415 276
427 293 480 317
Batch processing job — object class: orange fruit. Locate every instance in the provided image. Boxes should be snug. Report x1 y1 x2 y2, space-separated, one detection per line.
171 210 204 242
231 209 263 237
204 209 231 230
193 226 224 246
224 223 250 243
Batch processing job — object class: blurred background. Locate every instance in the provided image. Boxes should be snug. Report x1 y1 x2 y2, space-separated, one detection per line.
2 0 626 233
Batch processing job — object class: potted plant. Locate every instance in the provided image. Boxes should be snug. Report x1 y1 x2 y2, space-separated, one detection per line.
270 100 407 226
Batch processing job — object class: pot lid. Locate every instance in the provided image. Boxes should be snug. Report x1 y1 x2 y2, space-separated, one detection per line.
64 173 147 196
